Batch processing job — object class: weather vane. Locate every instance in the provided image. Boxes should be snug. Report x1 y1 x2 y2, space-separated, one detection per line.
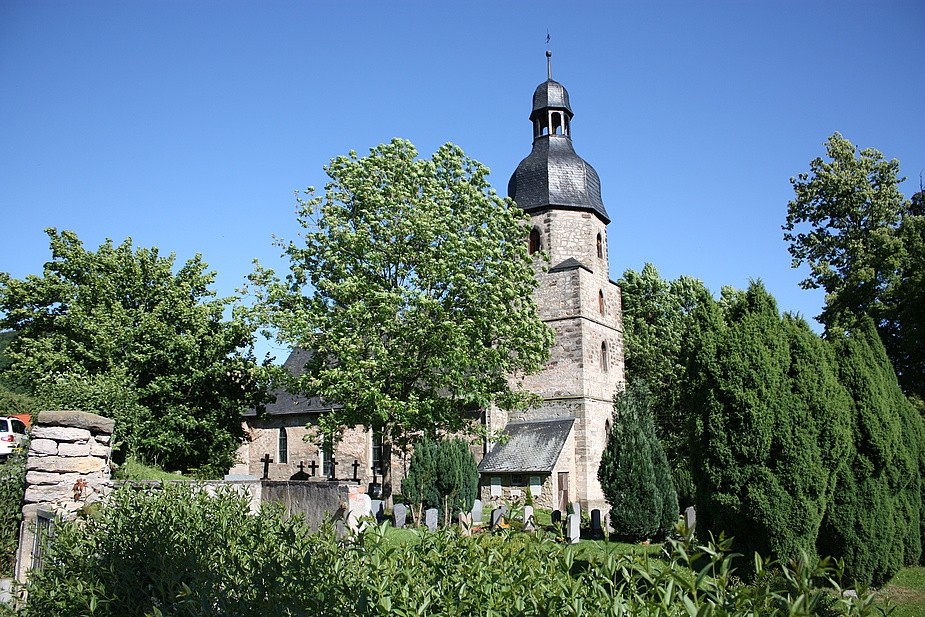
546 30 553 80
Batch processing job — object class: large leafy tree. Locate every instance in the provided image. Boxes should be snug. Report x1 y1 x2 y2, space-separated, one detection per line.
0 229 266 475
598 381 678 540
685 282 852 562
618 264 710 508
247 139 553 505
784 132 923 399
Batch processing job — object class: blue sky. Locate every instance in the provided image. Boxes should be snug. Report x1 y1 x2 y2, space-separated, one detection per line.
2 1 923 361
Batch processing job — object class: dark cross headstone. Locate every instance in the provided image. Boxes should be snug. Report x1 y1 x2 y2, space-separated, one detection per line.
352 459 361 482
260 453 273 480
307 460 318 477
590 509 602 536
289 461 310 481
328 458 338 481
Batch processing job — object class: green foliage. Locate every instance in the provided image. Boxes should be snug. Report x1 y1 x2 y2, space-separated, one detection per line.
687 282 852 564
818 318 924 586
21 485 884 617
0 229 269 475
0 449 26 576
246 139 553 501
402 437 478 524
618 263 712 508
785 133 925 400
598 381 678 540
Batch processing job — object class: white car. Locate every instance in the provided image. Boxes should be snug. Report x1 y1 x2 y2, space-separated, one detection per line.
0 417 28 458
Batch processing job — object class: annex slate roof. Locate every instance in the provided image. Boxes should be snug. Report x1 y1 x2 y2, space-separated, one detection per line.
244 348 337 417
508 135 609 224
548 257 592 274
478 418 574 474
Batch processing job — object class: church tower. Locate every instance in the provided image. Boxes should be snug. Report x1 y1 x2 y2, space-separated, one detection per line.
479 53 625 511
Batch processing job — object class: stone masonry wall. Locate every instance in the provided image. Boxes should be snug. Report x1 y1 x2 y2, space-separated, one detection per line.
16 410 115 583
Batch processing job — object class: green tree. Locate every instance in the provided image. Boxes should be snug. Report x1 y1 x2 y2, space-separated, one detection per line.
686 282 852 563
247 139 553 505
435 437 479 524
598 381 677 540
818 318 923 585
784 133 924 399
0 229 267 475
618 264 710 508
401 437 439 525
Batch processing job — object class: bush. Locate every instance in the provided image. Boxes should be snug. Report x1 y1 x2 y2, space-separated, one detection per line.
402 436 478 525
0 449 26 576
21 483 884 617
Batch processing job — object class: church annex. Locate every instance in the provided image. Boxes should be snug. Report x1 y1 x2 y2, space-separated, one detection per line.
234 56 625 512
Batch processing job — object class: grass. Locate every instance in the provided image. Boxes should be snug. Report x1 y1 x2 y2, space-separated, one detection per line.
877 566 925 617
112 456 192 482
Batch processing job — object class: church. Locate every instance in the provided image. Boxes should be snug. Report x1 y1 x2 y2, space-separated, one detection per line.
234 55 625 512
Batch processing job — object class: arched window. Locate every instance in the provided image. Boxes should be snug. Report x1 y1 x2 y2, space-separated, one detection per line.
601 341 608 372
529 228 542 255
596 233 603 259
277 427 288 464
598 290 605 315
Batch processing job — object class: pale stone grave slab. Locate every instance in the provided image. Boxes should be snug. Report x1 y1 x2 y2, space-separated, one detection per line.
523 505 535 532
370 499 384 522
424 507 438 531
471 499 483 524
567 513 580 544
459 511 473 536
684 506 696 531
392 503 407 528
570 502 581 521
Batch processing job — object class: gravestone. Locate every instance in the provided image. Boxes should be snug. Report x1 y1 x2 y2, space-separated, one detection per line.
590 509 602 535
471 499 483 524
551 509 562 525
459 511 473 536
424 507 438 531
392 503 407 529
684 506 696 531
523 505 535 532
567 513 580 544
569 501 581 521
490 505 507 529
370 499 384 522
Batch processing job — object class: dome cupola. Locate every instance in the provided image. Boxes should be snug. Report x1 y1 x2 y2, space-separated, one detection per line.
508 52 609 224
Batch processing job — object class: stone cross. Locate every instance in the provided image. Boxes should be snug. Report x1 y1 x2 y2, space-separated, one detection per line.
352 459 361 481
307 460 318 477
260 453 273 480
297 461 306 474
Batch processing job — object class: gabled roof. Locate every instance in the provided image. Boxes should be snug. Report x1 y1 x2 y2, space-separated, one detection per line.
244 348 338 417
478 418 574 474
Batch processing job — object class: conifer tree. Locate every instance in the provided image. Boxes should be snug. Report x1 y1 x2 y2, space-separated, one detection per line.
598 381 677 540
401 437 439 524
687 282 851 562
818 318 923 585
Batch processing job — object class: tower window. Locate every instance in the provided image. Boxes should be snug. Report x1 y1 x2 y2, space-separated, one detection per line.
529 228 542 255
277 427 288 464
596 233 603 259
601 341 608 372
599 290 605 315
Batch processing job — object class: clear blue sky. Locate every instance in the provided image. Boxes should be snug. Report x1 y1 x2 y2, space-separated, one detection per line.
2 1 923 361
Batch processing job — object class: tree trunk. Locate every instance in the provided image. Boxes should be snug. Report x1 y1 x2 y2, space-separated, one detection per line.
382 440 393 510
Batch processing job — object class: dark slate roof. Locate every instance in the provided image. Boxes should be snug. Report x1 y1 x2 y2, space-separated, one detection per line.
548 257 592 274
478 418 574 473
531 79 572 117
508 135 609 224
244 348 338 417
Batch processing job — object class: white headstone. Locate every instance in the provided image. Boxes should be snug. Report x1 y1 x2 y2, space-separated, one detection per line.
567 513 580 544
523 505 535 532
393 503 407 528
569 501 581 521
471 499 483 524
684 506 696 531
424 507 438 531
